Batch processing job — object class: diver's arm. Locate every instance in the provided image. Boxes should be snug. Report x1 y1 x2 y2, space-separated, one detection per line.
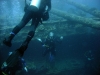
38 38 42 42
24 0 30 12
60 36 63 40
55 36 63 43
24 67 28 72
46 0 51 12
25 0 31 5
37 38 47 47
37 38 45 46
24 0 29 7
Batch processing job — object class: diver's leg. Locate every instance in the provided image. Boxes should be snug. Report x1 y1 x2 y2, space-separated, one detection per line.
31 12 40 30
43 50 50 57
31 18 37 31
19 16 39 52
23 31 34 45
49 52 55 68
19 17 39 55
3 6 34 47
19 31 35 54
34 19 40 29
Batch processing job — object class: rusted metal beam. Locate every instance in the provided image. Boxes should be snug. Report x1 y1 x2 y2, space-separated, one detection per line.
66 0 100 18
51 8 100 29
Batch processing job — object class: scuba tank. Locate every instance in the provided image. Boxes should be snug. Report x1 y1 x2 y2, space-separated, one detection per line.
30 0 41 9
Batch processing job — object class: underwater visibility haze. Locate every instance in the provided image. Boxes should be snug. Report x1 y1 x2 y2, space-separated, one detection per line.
0 0 100 75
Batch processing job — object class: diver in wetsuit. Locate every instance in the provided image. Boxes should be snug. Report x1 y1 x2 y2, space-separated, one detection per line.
1 0 51 74
0 52 28 75
42 34 56 62
2 0 51 67
37 32 63 62
3 0 51 52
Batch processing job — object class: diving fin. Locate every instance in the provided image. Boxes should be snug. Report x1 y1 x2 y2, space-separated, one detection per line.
1 41 27 69
1 50 22 68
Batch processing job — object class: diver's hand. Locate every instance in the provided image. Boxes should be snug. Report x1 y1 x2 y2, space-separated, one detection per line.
24 4 29 12
42 44 46 47
1 62 7 69
24 67 28 72
60 36 63 40
44 10 48 14
37 38 42 42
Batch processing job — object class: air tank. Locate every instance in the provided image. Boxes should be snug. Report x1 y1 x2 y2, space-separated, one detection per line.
30 0 41 9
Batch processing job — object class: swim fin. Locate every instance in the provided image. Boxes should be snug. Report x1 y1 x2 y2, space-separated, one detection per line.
1 41 28 68
1 50 22 68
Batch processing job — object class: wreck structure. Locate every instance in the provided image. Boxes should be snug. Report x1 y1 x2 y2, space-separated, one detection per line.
0 1 100 75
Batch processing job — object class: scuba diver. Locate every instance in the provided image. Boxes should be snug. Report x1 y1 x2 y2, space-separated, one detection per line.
83 50 95 75
3 0 51 50
2 0 51 70
0 51 28 75
84 50 94 61
1 0 51 74
37 32 63 66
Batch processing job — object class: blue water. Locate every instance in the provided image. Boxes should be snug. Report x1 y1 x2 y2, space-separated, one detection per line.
0 0 100 75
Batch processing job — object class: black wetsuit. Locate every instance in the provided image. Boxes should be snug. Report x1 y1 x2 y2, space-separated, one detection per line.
43 37 56 57
12 0 51 39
